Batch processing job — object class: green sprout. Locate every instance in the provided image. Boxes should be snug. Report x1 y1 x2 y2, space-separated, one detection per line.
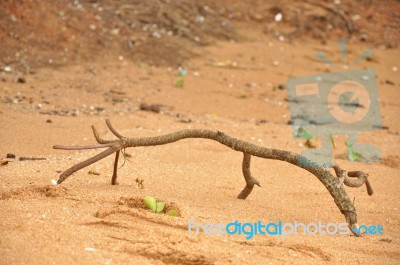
295 127 313 140
166 210 179 217
175 69 187 88
142 196 179 217
345 141 364 161
143 196 164 213
296 127 315 148
329 134 336 149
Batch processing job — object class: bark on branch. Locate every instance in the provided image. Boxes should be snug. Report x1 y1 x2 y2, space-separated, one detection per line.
54 119 374 236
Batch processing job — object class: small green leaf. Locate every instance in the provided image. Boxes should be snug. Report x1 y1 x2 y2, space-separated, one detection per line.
329 134 336 149
178 69 188 77
346 142 364 161
296 127 313 139
175 77 185 88
139 62 148 68
156 202 165 213
348 148 363 161
166 209 179 217
143 196 157 212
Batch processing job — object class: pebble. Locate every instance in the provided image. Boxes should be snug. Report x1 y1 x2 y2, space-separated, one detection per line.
274 13 283 23
84 247 96 252
6 153 16 159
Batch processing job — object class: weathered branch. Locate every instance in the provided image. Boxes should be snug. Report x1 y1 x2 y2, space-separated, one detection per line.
91 125 118 144
54 143 116 150
111 150 120 185
57 145 121 184
54 119 375 236
330 163 373 196
238 153 261 199
106 119 125 139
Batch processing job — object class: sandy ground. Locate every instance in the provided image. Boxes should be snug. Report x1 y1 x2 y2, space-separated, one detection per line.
1 2 400 263
1 36 400 264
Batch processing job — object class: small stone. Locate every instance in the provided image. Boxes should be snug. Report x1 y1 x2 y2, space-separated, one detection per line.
352 14 361 21
84 247 96 252
88 169 100 175
110 28 119 35
360 33 368 42
139 103 162 113
274 13 283 23
256 119 267 125
152 31 161 39
385 80 395 85
6 153 16 159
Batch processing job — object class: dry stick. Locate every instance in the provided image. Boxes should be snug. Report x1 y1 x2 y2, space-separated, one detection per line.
54 143 116 150
238 153 261 199
331 163 373 196
54 119 373 236
56 145 121 184
111 151 120 185
106 119 125 139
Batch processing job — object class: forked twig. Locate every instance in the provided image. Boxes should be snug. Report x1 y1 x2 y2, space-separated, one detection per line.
54 119 374 236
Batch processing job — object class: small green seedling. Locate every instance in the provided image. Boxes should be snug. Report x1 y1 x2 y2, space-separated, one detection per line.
345 141 364 161
143 196 179 217
143 196 165 213
139 62 148 68
329 134 336 149
166 210 179 217
295 127 313 140
175 77 184 88
296 127 315 148
175 69 187 88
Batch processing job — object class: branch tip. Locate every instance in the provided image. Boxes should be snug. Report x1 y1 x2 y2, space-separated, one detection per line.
106 119 125 139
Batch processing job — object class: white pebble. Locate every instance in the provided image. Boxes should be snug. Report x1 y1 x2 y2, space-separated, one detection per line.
274 13 283 23
84 247 96 252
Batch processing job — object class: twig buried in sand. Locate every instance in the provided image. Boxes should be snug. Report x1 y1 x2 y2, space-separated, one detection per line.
54 119 374 236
